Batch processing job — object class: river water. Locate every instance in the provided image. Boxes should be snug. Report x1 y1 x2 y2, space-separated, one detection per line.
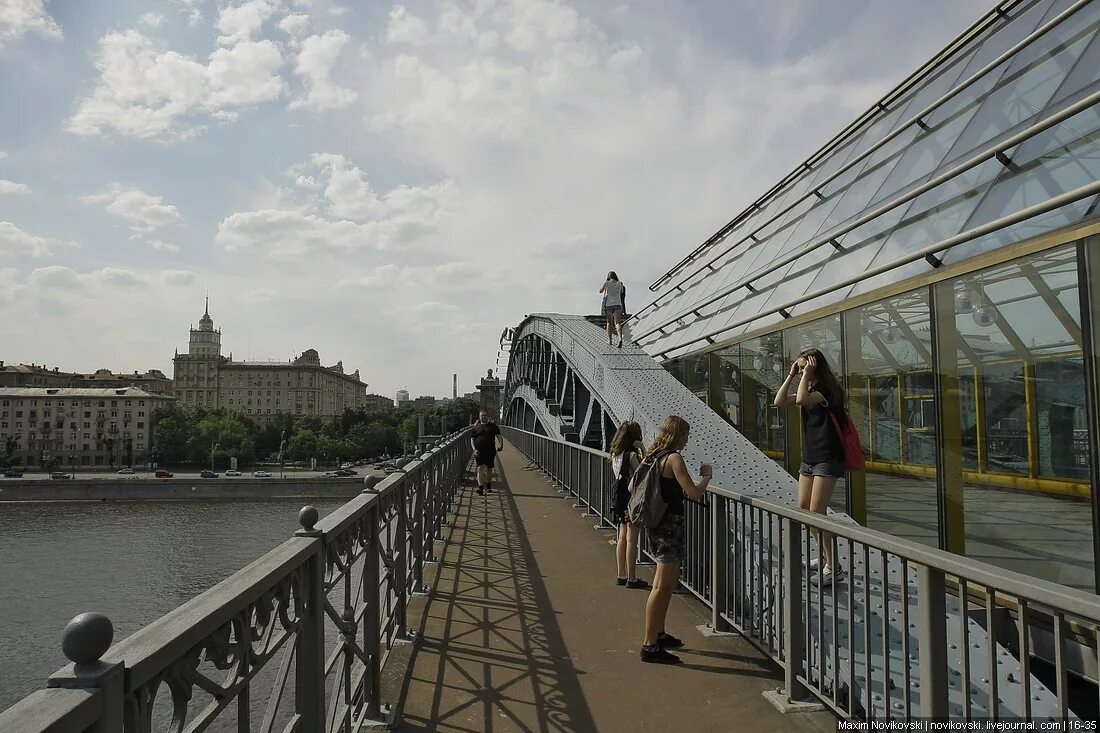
0 497 348 711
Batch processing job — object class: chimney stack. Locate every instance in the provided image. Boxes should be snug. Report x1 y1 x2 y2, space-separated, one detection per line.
453 374 457 400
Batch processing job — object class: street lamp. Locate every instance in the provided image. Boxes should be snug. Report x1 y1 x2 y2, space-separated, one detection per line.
70 453 76 479
210 441 220 471
279 430 286 479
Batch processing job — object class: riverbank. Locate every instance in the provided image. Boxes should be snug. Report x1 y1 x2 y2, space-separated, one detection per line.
0 477 365 502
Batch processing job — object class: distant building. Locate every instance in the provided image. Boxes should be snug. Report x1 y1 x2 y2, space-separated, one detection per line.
462 391 480 402
172 301 368 423
413 396 437 410
0 362 81 388
363 394 395 414
395 388 410 405
0 362 174 395
81 368 173 396
0 387 174 468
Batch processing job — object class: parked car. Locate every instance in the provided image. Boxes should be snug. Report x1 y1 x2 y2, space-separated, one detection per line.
155 469 174 478
372 463 385 470
200 470 219 478
323 471 340 478
253 470 272 478
384 467 396 475
49 472 72 480
3 469 23 478
117 467 134 475
340 462 353 470
225 469 242 477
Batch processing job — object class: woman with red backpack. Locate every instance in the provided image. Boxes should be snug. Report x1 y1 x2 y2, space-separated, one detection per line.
774 348 856 586
609 421 650 590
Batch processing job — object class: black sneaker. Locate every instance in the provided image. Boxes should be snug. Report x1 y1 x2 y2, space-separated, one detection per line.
656 632 683 649
641 645 680 664
616 577 627 586
625 578 651 590
476 487 485 496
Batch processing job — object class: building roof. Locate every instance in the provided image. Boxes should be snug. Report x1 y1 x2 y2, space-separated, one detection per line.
0 387 173 398
631 0 1100 360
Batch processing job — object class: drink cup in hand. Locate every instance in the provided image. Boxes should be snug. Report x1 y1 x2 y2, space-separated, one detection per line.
700 463 713 478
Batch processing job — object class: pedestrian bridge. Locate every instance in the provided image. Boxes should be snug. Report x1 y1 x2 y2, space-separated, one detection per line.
3 314 1100 730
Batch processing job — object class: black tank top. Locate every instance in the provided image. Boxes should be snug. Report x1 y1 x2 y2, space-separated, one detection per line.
659 456 685 516
801 387 844 464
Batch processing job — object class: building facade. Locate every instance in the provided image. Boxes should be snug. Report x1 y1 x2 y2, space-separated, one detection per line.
629 0 1100 592
395 389 410 406
363 394 395 414
0 387 174 468
172 303 369 422
0 363 173 394
80 369 174 395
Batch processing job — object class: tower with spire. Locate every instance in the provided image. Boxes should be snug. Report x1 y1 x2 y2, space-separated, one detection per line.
188 297 223 357
173 298 227 411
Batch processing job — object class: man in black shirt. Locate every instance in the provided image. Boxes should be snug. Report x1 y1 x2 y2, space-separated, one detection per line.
471 410 503 495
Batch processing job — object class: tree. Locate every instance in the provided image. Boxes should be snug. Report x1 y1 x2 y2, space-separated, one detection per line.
398 415 419 450
152 404 194 465
287 429 319 462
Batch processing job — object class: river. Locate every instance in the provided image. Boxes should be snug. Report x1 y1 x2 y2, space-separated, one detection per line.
0 497 348 711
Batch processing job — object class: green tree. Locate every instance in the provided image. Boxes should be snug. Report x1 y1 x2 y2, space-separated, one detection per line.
287 429 319 462
398 415 419 451
152 404 195 465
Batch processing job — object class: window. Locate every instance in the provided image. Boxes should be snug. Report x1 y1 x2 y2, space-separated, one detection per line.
84 422 90 429
84 411 91 418
137 422 144 429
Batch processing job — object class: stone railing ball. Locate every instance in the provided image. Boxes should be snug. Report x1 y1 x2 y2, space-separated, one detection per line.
362 475 380 491
396 458 409 469
298 505 319 531
62 612 113 665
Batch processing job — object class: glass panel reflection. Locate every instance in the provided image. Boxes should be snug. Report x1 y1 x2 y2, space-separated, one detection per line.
740 333 786 464
713 345 741 429
944 244 1093 590
845 289 940 548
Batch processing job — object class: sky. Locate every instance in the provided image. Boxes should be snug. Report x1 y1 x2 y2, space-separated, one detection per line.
0 0 990 400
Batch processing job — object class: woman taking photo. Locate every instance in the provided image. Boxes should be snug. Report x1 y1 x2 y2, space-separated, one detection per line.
640 415 713 664
610 421 650 589
774 348 846 585
599 271 626 347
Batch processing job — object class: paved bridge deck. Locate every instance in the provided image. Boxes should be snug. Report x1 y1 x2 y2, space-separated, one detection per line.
396 441 837 732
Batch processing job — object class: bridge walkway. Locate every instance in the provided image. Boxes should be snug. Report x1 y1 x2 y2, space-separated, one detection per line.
395 441 836 732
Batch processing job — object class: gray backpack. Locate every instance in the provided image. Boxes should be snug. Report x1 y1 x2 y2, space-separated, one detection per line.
626 450 670 529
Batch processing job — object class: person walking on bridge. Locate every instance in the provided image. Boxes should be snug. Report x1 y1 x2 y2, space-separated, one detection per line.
599 271 627 348
471 410 503 496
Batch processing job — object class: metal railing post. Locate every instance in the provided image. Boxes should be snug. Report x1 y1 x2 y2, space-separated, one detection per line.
45 614 126 733
293 507 325 731
916 564 949 718
710 494 732 633
412 468 427 593
782 516 810 702
363 502 383 721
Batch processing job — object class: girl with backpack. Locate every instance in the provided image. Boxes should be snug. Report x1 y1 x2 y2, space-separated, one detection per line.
610 421 650 590
774 348 849 585
639 415 713 664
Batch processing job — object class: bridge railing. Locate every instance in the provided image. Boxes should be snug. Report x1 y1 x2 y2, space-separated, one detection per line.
0 429 473 733
502 425 1100 721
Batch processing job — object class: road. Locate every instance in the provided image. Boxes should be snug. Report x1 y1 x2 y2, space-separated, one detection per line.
3 469 391 481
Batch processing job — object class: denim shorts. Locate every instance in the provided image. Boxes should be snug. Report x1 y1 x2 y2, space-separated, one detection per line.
799 461 845 478
603 304 623 318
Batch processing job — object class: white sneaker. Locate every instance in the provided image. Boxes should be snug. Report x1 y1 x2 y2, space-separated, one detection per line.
811 565 844 586
808 557 821 572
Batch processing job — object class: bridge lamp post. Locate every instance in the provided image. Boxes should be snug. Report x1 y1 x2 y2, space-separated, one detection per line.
279 431 286 479
210 441 219 472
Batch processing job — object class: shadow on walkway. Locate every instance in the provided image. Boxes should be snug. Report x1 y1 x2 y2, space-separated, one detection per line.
398 468 597 732
398 444 836 732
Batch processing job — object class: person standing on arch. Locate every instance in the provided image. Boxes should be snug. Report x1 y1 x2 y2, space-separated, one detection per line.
600 271 627 348
471 410 503 496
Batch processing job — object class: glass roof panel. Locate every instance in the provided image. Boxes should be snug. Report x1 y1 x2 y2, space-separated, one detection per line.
1049 23 1100 106
939 10 1098 164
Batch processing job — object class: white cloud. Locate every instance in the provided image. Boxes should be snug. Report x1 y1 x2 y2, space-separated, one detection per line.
0 150 6 158
0 221 68 257
0 179 29 194
279 13 311 40
150 239 181 252
290 30 356 110
139 12 165 28
27 265 143 292
218 153 454 256
172 0 204 26
217 0 281 45
161 269 196 286
68 30 284 139
81 185 181 233
387 5 429 45
0 0 62 50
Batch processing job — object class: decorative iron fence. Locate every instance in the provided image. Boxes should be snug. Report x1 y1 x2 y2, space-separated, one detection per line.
503 425 1100 722
0 429 472 733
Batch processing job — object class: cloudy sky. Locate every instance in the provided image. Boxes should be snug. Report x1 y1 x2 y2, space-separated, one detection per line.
0 0 988 400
